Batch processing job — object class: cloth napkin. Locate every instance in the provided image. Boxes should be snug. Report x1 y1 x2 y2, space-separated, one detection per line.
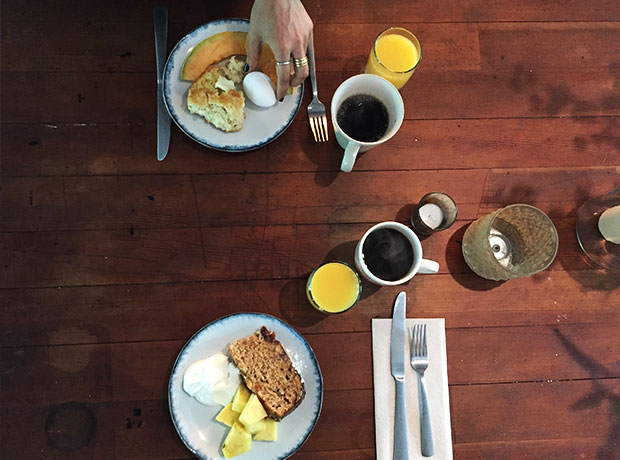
372 318 453 459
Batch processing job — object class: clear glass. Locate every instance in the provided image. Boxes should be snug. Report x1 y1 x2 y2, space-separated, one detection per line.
462 204 559 281
306 261 362 314
365 27 422 89
576 188 620 270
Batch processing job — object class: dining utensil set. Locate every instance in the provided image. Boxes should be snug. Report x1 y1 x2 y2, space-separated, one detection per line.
391 292 434 458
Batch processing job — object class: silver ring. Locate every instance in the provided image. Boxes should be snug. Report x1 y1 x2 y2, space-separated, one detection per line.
293 56 309 68
276 60 291 66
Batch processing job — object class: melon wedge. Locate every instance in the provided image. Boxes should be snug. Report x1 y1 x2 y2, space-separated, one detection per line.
181 31 277 86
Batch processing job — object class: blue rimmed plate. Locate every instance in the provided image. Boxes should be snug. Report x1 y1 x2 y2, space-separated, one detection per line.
169 313 323 460
163 19 304 152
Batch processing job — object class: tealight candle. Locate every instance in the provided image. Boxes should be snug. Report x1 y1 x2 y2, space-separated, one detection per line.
598 205 620 244
410 192 458 236
419 203 444 229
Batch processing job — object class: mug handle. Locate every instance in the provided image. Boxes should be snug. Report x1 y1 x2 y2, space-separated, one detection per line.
418 258 440 274
340 142 360 173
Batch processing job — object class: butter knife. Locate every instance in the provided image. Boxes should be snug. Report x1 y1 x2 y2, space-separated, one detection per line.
153 6 170 161
391 291 409 460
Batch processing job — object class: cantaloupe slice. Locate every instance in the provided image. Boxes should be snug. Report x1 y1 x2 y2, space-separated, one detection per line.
181 31 277 86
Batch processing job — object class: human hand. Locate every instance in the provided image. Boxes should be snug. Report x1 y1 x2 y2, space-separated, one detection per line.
247 0 313 100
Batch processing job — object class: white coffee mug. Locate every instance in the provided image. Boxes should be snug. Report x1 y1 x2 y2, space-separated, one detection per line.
331 74 404 173
355 221 440 286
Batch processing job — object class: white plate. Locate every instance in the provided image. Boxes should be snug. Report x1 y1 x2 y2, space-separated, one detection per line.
163 19 304 152
169 313 323 460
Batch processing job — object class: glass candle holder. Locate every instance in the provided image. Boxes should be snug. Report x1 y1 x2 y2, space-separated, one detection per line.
410 192 458 235
306 261 362 314
462 204 559 281
576 187 620 270
365 27 421 89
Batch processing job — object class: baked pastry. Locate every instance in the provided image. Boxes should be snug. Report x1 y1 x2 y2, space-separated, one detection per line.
228 327 305 420
187 56 245 132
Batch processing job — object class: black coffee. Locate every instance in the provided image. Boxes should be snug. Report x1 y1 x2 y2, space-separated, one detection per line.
336 94 389 142
362 228 414 281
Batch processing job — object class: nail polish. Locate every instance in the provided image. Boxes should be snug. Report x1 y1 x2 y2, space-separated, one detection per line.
279 97 284 102
243 63 249 72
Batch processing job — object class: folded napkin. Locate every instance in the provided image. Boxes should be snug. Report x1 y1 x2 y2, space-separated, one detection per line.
372 318 453 460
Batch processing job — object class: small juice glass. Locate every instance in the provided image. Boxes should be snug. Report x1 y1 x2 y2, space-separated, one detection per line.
365 27 422 89
306 261 362 314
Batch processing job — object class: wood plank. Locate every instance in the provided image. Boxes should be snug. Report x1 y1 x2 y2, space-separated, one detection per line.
0 176 198 232
1 22 481 73
1 269 618 347
1 381 617 458
453 438 609 460
2 168 617 231
2 0 620 23
2 324 618 408
2 64 619 123
2 118 619 176
0 217 606 289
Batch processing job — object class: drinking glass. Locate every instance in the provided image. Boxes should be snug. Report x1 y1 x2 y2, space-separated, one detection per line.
306 261 362 314
365 27 422 89
462 204 559 280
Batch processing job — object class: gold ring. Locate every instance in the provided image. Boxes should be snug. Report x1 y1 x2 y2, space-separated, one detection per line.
293 56 309 67
276 60 291 66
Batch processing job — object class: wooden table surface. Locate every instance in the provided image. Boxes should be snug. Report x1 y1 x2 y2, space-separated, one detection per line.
1 0 619 459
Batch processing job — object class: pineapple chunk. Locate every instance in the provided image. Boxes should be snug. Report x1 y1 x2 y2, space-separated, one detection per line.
238 393 267 426
231 385 251 413
254 418 278 441
222 422 252 459
216 402 240 427
241 417 266 435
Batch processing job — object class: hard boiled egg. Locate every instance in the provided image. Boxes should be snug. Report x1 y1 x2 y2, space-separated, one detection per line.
243 71 277 107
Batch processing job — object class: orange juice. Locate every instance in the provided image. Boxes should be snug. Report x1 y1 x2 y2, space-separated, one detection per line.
366 28 421 89
306 262 361 313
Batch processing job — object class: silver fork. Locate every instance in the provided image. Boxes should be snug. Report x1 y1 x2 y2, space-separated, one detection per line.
306 35 328 142
411 323 434 457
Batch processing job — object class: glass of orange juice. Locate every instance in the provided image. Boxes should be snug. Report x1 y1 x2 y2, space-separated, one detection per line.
365 27 422 89
306 261 362 314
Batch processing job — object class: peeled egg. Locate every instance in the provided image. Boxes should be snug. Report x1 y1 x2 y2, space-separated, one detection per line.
243 71 277 107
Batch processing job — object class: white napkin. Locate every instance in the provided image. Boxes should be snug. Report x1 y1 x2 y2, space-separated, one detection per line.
372 318 453 460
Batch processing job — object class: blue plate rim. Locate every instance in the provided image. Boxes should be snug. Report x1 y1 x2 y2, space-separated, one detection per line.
168 312 324 460
163 19 304 152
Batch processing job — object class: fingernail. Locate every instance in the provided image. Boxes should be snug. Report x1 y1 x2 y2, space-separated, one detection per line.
279 97 284 102
243 63 249 72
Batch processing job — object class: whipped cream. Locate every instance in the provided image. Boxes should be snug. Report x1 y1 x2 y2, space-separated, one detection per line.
183 352 240 406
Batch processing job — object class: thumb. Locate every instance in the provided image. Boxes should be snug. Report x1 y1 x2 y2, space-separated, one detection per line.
246 31 262 71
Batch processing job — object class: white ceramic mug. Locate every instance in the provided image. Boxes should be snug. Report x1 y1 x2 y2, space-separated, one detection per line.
355 221 439 286
331 74 404 173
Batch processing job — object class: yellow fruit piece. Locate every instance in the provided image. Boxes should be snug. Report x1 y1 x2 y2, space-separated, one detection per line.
231 385 251 413
216 402 240 427
241 417 266 435
181 31 277 86
253 418 278 441
238 393 267 427
222 422 252 459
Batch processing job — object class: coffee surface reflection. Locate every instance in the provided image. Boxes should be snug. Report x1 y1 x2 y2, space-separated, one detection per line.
336 94 389 142
362 228 414 281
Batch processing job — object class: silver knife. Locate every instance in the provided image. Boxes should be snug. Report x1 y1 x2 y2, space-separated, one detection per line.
391 291 409 460
153 6 170 161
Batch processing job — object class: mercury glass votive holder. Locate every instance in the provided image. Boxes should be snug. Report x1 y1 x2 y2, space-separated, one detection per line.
462 204 559 281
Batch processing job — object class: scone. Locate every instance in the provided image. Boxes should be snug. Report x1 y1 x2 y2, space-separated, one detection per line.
228 327 305 420
187 56 245 132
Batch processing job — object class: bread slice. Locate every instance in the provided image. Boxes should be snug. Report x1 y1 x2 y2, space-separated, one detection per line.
187 56 245 132
228 327 305 420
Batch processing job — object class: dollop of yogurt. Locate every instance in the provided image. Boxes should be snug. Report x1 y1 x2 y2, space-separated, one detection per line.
183 352 240 406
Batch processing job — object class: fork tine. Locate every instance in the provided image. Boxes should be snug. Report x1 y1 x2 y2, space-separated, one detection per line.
422 324 427 357
309 118 318 142
321 116 329 141
314 118 323 142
